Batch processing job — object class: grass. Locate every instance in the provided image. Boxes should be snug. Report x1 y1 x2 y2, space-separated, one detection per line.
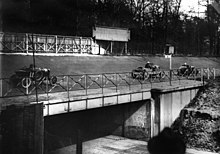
1 54 220 78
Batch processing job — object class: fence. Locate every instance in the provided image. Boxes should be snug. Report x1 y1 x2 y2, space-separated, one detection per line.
0 68 218 98
0 32 93 54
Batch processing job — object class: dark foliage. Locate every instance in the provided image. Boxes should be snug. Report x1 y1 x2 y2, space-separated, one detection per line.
147 127 186 154
2 0 220 55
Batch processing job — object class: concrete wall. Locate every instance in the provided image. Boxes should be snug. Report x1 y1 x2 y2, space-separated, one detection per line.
152 87 200 135
44 99 151 152
0 103 44 154
123 99 151 140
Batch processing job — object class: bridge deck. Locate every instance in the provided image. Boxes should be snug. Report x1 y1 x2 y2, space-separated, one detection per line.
1 80 203 106
0 79 204 116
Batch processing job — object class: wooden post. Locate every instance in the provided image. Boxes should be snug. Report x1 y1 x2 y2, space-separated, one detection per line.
55 35 58 54
26 33 29 53
125 42 127 55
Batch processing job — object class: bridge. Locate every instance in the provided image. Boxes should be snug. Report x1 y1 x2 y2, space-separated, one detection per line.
1 68 216 111
0 69 210 153
1 68 217 116
0 43 219 153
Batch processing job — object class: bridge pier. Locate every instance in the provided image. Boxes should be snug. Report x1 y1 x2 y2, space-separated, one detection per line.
151 85 202 135
0 103 44 154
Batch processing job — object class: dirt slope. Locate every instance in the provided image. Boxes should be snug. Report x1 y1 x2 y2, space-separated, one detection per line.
172 77 220 152
1 54 220 78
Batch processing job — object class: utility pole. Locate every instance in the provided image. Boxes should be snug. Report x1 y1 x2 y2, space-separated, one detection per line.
163 0 169 53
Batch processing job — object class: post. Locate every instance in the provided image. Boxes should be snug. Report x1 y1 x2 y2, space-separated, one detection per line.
201 68 205 86
213 68 216 79
55 35 58 54
67 76 70 102
79 37 82 54
125 42 127 54
101 74 103 94
170 54 172 70
169 70 172 86
85 75 87 95
110 41 113 54
169 54 172 86
26 33 29 53
76 129 82 154
207 68 210 80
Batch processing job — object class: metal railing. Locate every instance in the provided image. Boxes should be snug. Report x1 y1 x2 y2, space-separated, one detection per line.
0 68 218 98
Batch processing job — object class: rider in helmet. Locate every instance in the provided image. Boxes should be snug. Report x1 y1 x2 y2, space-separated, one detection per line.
183 62 190 69
145 61 151 69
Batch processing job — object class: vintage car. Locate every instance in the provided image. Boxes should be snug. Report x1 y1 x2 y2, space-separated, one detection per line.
10 64 57 88
131 62 161 79
131 66 146 79
177 63 198 76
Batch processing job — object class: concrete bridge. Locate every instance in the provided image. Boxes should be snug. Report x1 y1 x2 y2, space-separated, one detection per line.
0 70 207 153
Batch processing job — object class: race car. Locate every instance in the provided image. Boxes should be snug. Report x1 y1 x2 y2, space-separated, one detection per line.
177 63 198 77
10 64 57 88
131 62 161 79
131 66 146 79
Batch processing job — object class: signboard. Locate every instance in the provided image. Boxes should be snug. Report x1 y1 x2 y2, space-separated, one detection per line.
169 46 174 54
93 26 130 42
164 44 174 55
165 54 171 58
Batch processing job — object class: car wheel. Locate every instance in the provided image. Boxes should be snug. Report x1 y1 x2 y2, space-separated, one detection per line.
50 76 57 85
35 70 43 81
131 72 136 78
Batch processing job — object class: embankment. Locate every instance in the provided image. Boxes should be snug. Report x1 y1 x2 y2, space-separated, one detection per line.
1 54 220 78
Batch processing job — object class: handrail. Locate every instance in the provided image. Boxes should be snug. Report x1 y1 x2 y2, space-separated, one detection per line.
0 68 217 99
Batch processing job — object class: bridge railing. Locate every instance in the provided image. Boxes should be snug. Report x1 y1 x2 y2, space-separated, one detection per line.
0 68 217 98
0 32 93 54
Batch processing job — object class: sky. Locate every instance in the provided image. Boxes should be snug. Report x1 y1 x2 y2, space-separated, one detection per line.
180 0 207 17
